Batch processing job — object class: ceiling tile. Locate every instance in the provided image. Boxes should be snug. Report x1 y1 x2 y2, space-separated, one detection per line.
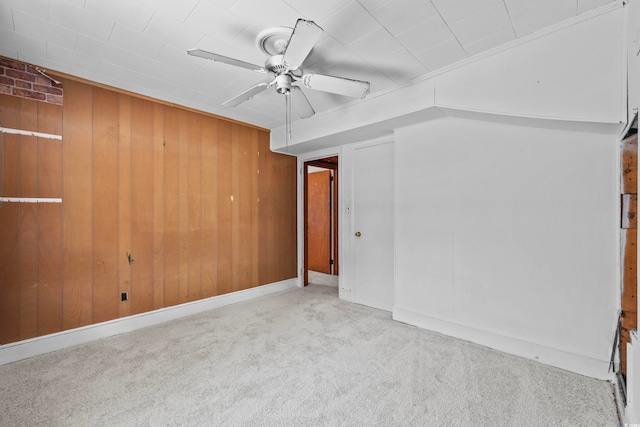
577 0 616 14
49 1 115 42
448 4 512 46
0 5 13 29
47 43 100 71
415 38 467 71
357 0 391 12
84 0 155 33
283 0 351 22
395 14 453 53
184 2 248 44
194 60 259 89
96 59 163 92
13 9 78 50
503 0 534 11
348 28 403 64
166 68 210 93
0 27 47 58
150 0 200 22
18 51 70 73
509 0 576 37
305 36 361 72
197 33 249 60
206 0 241 11
320 2 379 46
373 47 422 82
126 52 174 80
462 27 515 56
370 0 438 36
157 44 207 73
227 25 269 66
1 0 49 20
146 10 206 49
431 0 504 23
0 46 18 59
108 24 166 59
76 34 131 64
230 0 298 28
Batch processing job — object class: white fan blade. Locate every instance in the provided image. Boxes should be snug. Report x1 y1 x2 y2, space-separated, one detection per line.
301 73 370 99
187 49 265 72
222 79 273 107
290 86 315 119
282 19 323 70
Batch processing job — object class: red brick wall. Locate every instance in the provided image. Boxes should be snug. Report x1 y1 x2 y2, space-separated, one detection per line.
0 57 63 105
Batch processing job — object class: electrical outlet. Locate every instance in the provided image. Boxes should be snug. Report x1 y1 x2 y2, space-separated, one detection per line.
121 291 128 302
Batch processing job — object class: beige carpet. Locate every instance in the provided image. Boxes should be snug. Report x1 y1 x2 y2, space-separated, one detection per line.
0 284 618 426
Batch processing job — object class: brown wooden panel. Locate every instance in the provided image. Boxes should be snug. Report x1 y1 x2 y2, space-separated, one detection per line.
251 130 260 288
217 120 233 295
267 152 297 283
19 203 38 339
18 100 38 339
308 170 331 274
622 194 637 229
19 98 37 198
118 94 132 317
91 87 120 323
238 126 254 290
622 228 637 313
622 134 638 194
37 102 63 336
152 104 165 309
201 116 218 298
188 111 202 301
37 203 63 335
257 131 269 286
37 102 62 198
0 202 20 344
62 79 94 330
231 124 241 291
163 106 180 307
178 110 190 303
130 97 155 314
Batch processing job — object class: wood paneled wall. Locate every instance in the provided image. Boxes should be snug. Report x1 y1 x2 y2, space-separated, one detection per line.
621 134 638 377
0 78 297 345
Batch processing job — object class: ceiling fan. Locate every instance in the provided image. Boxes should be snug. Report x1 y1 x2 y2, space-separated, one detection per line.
187 19 371 141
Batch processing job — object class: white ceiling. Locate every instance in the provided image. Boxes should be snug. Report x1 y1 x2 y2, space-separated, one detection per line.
0 0 615 129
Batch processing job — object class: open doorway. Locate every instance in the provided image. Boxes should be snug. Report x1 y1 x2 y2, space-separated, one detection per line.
304 156 339 286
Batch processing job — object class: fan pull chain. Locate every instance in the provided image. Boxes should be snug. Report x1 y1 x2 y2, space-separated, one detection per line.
285 91 292 152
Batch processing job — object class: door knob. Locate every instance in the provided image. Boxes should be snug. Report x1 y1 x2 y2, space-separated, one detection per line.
355 231 361 237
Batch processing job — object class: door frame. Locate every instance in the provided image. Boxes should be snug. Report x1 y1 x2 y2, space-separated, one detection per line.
304 157 339 285
297 147 342 289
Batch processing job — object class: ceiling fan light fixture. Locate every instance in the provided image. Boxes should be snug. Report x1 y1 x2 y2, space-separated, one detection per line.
275 74 292 94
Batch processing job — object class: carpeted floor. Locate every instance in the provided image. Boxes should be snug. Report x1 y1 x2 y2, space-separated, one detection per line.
0 284 618 426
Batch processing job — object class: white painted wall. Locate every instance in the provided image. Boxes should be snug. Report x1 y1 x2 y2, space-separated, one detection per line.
286 2 628 381
393 118 619 378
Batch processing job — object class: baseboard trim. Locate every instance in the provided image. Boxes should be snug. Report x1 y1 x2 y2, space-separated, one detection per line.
0 279 298 366
393 307 613 380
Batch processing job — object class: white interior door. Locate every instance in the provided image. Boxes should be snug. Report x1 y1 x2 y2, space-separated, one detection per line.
353 141 394 311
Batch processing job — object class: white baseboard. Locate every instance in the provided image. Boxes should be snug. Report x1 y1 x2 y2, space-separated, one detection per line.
393 306 613 380
0 279 298 366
